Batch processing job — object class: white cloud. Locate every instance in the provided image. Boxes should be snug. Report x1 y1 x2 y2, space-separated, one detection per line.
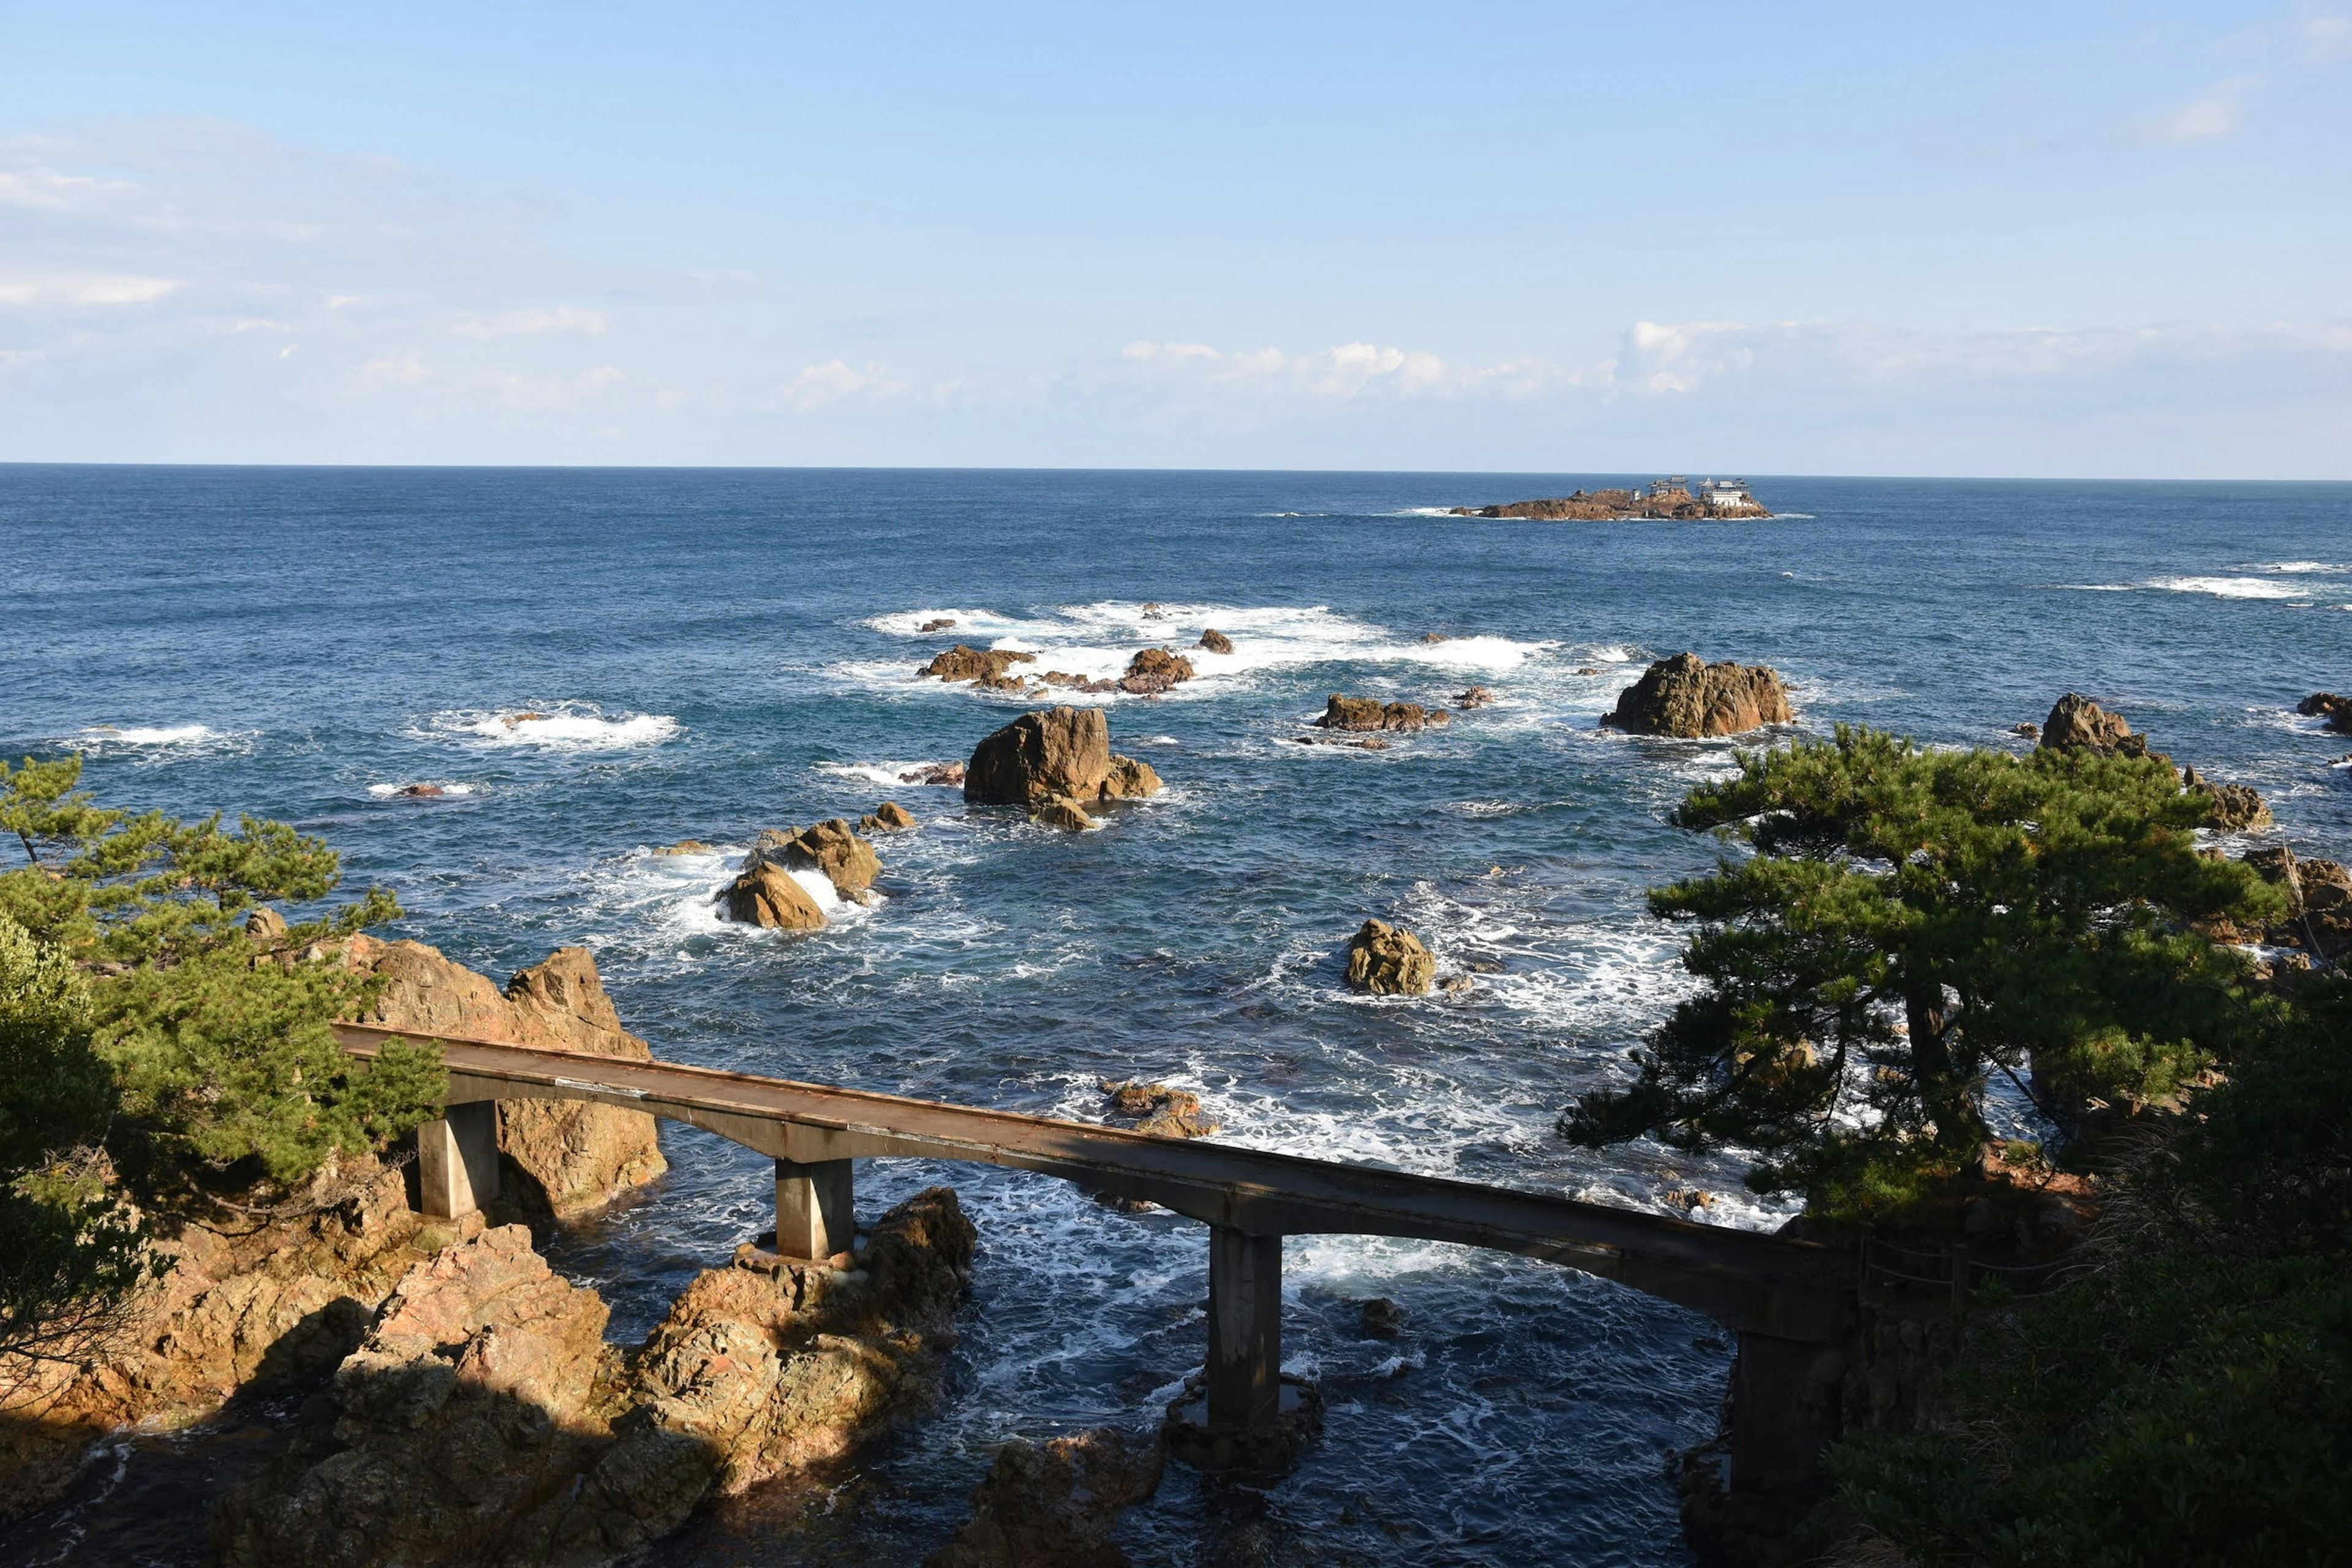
450 305 609 339
0 272 180 306
773 359 904 412
2149 75 2260 141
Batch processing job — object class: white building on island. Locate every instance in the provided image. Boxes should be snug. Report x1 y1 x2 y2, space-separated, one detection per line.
1699 477 1755 510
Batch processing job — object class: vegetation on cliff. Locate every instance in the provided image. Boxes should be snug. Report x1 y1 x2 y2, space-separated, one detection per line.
1561 726 2284 1221
0 756 441 1370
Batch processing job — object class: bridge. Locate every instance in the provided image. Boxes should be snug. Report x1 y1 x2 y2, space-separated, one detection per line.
337 1023 1859 1490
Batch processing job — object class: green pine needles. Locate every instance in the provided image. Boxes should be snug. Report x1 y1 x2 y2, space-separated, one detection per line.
1562 726 2287 1222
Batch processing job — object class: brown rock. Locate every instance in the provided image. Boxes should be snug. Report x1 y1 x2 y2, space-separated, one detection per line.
1117 647 1194 695
2297 693 2352 733
1345 919 1435 996
504 712 548 726
1314 695 1448 733
1453 685 1495 709
1098 755 1162 800
653 839 713 856
1197 629 1234 655
246 906 289 942
1139 602 1167 620
1574 666 1602 677
1099 1080 1219 1139
1030 794 1099 831
2180 766 2273 831
393 783 446 798
1359 1298 1404 1338
725 862 829 931
865 802 918 831
1420 631 1450 643
925 1427 1166 1568
966 707 1114 806
902 762 966 787
755 818 881 897
2013 722 2041 739
349 941 671 1220
1041 671 1120 693
919 617 957 633
1600 653 1792 738
2253 847 2352 959
2039 693 2162 761
919 645 1037 684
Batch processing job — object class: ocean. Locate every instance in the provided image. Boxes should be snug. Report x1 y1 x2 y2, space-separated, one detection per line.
3 467 2347 1566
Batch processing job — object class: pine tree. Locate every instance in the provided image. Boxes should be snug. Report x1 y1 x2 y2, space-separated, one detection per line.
1561 726 2285 1221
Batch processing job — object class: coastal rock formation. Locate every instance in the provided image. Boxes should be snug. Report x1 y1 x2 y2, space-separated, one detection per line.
654 839 712 856
925 1427 1167 1568
1099 1079 1219 1139
752 819 881 898
0 1156 447 1523
861 802 918 832
345 940 669 1220
1345 919 1435 996
2180 766 2272 831
1118 647 1194 695
920 645 1037 684
1042 670 1120 693
1600 654 1793 739
724 862 829 931
1453 685 1495 709
1314 695 1450 733
2038 694 2162 761
2246 846 2352 960
215 1189 976 1568
394 783 446 798
964 707 1164 810
920 617 957 633
1197 629 1234 655
2298 692 2352 734
1447 488 1771 522
902 762 966 787
1031 794 1099 831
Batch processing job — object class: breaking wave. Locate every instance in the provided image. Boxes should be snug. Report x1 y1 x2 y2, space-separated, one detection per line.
413 704 680 750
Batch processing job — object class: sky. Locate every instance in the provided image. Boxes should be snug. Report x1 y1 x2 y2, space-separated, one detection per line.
1 2 2347 475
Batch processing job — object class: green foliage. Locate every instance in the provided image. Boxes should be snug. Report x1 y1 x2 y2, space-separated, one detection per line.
0 755 440 1208
1561 727 2283 1221
0 913 163 1367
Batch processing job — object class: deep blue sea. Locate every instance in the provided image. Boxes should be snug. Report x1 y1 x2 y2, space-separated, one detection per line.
3 467 2348 1567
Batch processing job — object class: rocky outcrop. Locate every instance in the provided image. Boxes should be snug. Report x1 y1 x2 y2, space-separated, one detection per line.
216 1189 976 1568
1041 671 1120 693
723 862 829 931
753 820 882 898
902 762 966 787
2038 694 2163 761
1314 695 1450 733
0 1158 448 1523
1453 685 1495 709
1345 919 1435 996
1447 489 1771 521
394 783 446 798
1099 1080 1219 1139
1031 795 1099 831
2180 766 2272 831
925 1427 1166 1568
862 802 918 832
965 708 1164 811
2297 693 2352 734
345 940 668 1221
920 646 1036 684
1118 647 1194 695
654 839 712 856
1600 654 1792 739
2246 846 2352 960
1197 630 1234 655
919 617 957 633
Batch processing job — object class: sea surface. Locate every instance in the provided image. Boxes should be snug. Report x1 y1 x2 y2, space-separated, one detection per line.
2 468 2347 1567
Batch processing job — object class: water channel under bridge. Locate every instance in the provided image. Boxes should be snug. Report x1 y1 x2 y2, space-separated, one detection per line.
335 1022 1860 1491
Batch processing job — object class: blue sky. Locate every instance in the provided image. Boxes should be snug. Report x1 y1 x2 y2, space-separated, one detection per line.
1 2 2346 473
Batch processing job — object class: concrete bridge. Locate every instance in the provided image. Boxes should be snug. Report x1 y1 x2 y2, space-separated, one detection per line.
337 1023 1858 1491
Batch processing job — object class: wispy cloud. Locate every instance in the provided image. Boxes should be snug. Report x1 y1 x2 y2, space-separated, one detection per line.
450 306 609 339
0 272 180 306
2147 75 2261 141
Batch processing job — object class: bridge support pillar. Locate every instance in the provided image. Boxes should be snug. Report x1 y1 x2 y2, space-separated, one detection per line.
1728 1330 1845 1496
775 1158 854 1261
418 1102 500 1219
1206 1226 1283 1431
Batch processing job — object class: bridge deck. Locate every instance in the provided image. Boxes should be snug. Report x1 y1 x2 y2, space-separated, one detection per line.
337 1023 1853 1342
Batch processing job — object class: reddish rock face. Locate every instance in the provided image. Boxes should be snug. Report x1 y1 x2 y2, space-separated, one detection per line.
724 861 829 930
1117 646 1194 694
1600 653 1792 739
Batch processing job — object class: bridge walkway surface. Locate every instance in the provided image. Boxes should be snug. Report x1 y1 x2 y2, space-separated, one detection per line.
337 1023 1858 1488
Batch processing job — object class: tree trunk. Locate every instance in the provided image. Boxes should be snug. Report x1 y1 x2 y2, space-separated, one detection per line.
1905 984 1986 1152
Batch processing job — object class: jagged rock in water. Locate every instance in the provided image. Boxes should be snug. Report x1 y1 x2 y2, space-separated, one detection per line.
723 862 829 931
966 707 1113 805
346 940 669 1220
394 783 446 798
2297 693 2352 734
216 1191 976 1568
1041 670 1120 693
1030 794 1099 831
2013 722 2041 739
1098 755 1161 800
2038 693 2163 761
919 617 956 633
902 762 965 786
1197 629 1234 654
919 645 1036 684
1453 685 1495 709
2181 766 2272 831
1118 647 1194 695
861 802 918 832
653 839 712 856
1600 653 1792 738
1314 695 1449 733
1358 1298 1404 1338
752 818 881 897
1099 1079 1219 1139
924 1427 1167 1568
1345 919 1435 996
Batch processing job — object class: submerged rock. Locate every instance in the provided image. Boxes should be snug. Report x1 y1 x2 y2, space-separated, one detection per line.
1600 653 1792 738
1099 1079 1219 1139
653 839 713 856
1197 629 1234 655
920 645 1037 684
1453 685 1495 709
1345 919 1435 996
1314 695 1450 733
1118 647 1194 695
1031 794 1099 831
1358 1298 1405 1338
393 782 447 798
2039 693 2163 761
902 762 966 787
925 1426 1166 1568
919 617 957 633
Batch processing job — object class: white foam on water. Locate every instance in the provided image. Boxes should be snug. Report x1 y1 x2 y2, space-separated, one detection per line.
84 723 216 745
812 760 957 789
366 782 479 797
2056 583 2135 592
2147 575 2311 600
416 704 679 751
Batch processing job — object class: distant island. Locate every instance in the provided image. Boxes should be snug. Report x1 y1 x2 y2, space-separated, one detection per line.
1449 475 1771 520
